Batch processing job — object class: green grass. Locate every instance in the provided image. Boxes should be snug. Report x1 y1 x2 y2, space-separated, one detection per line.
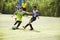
0 31 4 40
0 14 60 40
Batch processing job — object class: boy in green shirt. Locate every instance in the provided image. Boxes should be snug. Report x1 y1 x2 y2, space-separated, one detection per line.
12 7 27 30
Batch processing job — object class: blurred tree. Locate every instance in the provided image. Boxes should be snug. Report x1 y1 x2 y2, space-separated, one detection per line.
56 0 60 17
0 0 60 17
0 0 3 12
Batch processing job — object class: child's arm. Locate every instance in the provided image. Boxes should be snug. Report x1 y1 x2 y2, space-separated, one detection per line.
25 11 29 14
12 11 17 21
12 12 15 17
37 15 39 19
12 11 17 17
23 11 29 16
37 13 39 19
36 10 39 19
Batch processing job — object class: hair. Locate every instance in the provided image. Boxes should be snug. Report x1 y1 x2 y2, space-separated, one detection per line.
33 6 37 9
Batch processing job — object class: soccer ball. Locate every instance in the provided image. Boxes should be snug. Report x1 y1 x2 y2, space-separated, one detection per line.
12 25 16 30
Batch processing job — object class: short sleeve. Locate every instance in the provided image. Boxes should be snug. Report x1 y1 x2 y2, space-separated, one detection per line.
23 11 26 14
15 10 18 14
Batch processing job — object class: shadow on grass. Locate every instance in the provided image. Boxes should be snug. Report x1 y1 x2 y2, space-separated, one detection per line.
12 28 40 33
32 30 40 32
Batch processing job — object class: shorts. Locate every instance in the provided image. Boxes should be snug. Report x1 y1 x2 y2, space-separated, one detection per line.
23 8 26 11
30 17 36 22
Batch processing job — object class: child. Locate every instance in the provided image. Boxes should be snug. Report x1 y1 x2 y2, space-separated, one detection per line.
15 2 21 10
22 0 27 11
23 6 39 30
12 7 27 30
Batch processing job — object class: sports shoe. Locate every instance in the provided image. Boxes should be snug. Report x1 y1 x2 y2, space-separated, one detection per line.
30 28 34 30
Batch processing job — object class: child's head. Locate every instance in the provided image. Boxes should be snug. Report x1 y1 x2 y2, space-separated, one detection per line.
19 7 23 11
33 6 37 10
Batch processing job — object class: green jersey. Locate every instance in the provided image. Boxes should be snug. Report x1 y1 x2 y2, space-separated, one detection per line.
15 10 26 21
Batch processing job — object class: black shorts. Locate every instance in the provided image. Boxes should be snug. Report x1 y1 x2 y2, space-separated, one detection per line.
23 8 26 11
15 21 22 24
30 17 36 22
14 21 22 26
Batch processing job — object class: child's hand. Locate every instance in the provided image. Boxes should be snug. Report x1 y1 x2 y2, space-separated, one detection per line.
26 12 29 14
11 15 14 17
38 16 39 19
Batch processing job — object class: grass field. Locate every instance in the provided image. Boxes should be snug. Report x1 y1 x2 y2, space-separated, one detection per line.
0 14 60 40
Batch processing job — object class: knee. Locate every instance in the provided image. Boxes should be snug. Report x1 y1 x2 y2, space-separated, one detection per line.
29 21 31 24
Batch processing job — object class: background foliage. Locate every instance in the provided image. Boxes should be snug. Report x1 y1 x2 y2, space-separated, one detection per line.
0 0 60 17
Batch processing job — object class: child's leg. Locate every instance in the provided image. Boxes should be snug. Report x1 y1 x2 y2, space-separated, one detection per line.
14 21 18 25
28 17 36 30
24 23 33 30
24 23 30 29
29 23 33 30
23 17 36 30
23 20 33 30
16 21 22 29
